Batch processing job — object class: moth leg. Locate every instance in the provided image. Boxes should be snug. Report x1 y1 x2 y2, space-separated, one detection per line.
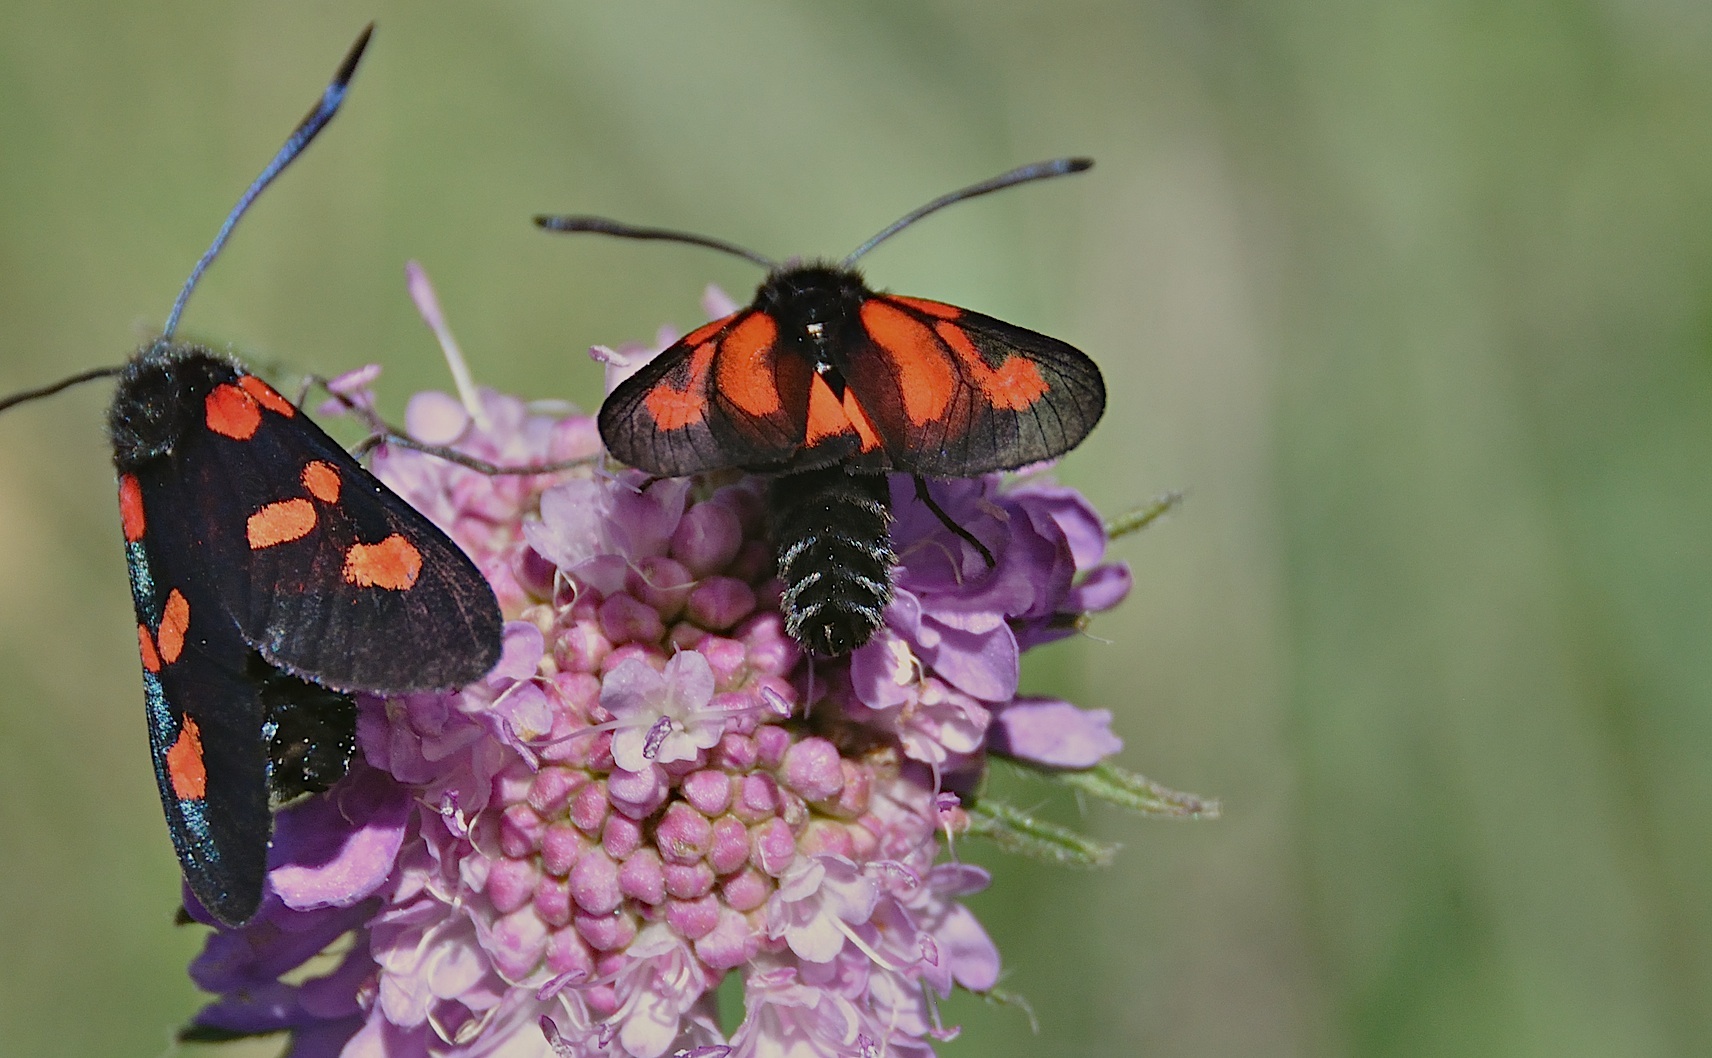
912 475 995 567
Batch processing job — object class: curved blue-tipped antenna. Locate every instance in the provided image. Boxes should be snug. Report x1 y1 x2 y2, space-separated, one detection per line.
161 23 374 339
843 157 1093 265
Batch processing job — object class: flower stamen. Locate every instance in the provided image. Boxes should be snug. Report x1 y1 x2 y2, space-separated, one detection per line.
834 918 904 973
642 715 673 759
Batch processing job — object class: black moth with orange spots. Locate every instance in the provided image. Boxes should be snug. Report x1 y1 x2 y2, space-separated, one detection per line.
0 26 502 926
538 158 1106 656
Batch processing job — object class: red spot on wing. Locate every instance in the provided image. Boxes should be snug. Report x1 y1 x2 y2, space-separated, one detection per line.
301 461 341 503
205 384 261 440
887 295 962 320
715 313 781 418
247 498 317 549
118 474 145 542
343 534 423 590
138 624 160 673
644 342 717 431
933 321 1049 410
804 374 853 445
682 314 734 348
167 716 207 800
239 374 296 417
842 389 882 452
859 301 954 426
157 589 189 666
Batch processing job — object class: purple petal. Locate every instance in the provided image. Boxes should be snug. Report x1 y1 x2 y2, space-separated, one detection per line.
491 681 556 748
404 391 471 446
341 1014 429 1057
190 980 306 1036
893 476 1106 625
703 284 740 317
1011 617 1076 653
662 649 716 710
270 765 411 909
937 903 1001 992
602 658 667 720
599 326 680 395
990 697 1123 767
295 942 378 1018
324 363 381 397
847 630 915 711
526 480 609 569
606 474 691 560
190 900 375 992
916 619 1018 703
283 1016 366 1058
887 476 988 545
318 365 381 417
884 589 925 641
1064 562 1132 614
492 622 546 681
926 862 991 898
1011 483 1107 569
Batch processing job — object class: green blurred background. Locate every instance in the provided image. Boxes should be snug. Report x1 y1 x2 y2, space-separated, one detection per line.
3 1 1710 1055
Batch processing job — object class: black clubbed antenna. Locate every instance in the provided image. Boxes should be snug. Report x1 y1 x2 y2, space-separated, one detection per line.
843 157 1092 265
534 214 779 271
161 23 374 339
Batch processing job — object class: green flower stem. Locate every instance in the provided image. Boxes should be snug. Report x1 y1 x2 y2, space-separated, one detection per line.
966 799 1119 868
1051 762 1221 819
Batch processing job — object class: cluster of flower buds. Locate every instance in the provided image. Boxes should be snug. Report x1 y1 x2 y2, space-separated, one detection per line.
180 287 1209 1058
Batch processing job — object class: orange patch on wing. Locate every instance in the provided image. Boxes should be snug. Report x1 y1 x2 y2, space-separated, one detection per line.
804 374 853 445
887 295 962 320
344 534 422 590
247 498 317 549
859 301 954 426
301 461 341 503
118 474 146 542
239 374 296 417
137 624 161 673
167 716 207 800
157 589 190 665
644 342 717 431
934 322 1048 410
205 384 261 440
981 357 1049 409
716 313 781 418
682 314 735 348
842 389 882 452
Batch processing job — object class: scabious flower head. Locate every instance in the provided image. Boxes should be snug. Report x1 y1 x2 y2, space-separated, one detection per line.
182 296 1138 1058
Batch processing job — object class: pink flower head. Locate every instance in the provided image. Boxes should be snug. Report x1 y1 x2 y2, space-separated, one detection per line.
181 294 1143 1058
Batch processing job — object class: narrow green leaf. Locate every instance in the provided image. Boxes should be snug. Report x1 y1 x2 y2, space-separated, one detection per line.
1103 490 1185 540
1052 762 1221 819
966 799 1118 868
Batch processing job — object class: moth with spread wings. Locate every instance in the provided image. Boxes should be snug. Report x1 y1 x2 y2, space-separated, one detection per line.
113 347 502 926
0 26 502 926
539 158 1105 656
